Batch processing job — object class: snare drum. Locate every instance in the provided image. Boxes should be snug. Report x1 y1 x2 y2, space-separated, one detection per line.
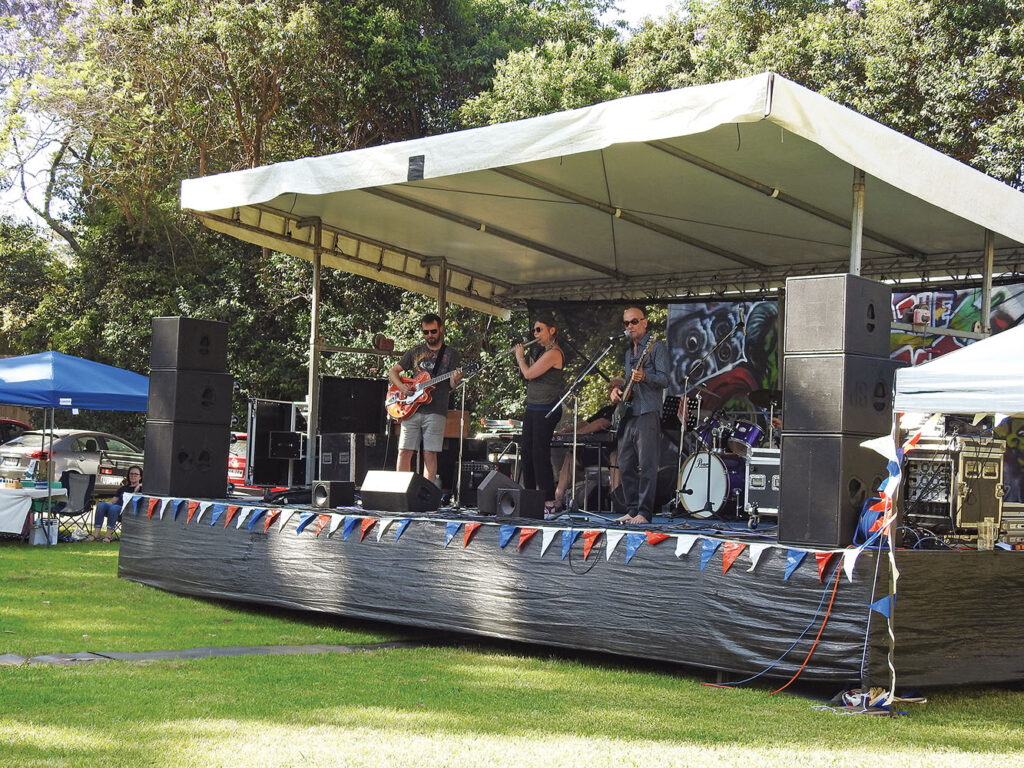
678 451 745 517
727 420 763 457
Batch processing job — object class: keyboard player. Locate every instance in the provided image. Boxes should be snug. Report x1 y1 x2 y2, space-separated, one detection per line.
552 377 624 509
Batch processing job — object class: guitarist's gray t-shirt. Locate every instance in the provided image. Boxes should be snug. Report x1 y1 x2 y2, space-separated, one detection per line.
397 344 461 416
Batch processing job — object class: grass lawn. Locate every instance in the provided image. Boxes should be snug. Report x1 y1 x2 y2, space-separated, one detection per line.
2 542 1023 768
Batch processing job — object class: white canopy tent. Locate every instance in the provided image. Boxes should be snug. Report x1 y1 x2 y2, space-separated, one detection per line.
893 324 1024 416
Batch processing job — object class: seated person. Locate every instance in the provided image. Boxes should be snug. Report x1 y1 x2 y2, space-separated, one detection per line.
90 466 142 543
552 377 623 508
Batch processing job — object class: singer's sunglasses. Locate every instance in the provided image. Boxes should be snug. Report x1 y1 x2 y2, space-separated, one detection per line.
623 318 643 327
422 328 440 336
532 326 545 333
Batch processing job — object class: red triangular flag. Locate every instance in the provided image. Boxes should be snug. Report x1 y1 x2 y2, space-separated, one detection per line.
147 498 159 519
815 552 834 582
224 505 240 528
263 509 281 533
516 527 539 551
722 541 746 574
646 531 670 546
315 514 332 536
463 521 481 548
359 517 376 541
583 530 602 560
186 500 200 524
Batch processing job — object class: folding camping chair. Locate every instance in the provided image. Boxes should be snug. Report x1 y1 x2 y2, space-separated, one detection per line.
57 471 96 535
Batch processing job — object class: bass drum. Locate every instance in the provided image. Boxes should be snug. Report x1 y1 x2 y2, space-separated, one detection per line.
678 451 745 517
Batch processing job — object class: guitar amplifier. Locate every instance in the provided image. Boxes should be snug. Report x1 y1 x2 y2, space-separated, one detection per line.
745 447 780 517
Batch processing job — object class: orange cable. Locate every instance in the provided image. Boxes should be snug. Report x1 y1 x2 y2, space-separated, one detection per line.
770 560 842 694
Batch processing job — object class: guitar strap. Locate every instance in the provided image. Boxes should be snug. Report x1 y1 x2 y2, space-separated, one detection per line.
431 343 449 379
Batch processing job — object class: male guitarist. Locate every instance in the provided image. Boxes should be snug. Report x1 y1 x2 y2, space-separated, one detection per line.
609 306 669 524
388 313 462 485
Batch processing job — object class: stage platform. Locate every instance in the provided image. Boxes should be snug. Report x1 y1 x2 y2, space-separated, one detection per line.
117 494 1024 688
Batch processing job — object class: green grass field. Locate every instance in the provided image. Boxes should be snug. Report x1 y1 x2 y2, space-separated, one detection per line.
2 541 1022 767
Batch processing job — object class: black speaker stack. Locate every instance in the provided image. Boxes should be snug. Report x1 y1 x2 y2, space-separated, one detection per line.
779 274 900 548
145 317 231 499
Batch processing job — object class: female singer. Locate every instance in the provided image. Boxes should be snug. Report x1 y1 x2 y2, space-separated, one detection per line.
514 315 565 518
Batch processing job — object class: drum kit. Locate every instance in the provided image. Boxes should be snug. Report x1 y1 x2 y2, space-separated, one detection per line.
675 388 781 524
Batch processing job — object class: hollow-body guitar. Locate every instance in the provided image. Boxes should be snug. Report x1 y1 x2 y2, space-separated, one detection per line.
385 363 479 421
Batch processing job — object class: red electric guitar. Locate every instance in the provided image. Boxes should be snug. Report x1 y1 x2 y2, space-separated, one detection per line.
385 362 479 421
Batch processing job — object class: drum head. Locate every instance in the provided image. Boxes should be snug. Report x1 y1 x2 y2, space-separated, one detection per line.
678 452 729 513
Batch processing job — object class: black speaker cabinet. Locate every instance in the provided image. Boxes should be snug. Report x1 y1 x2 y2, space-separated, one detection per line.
319 377 387 434
784 274 891 357
319 432 394 485
778 433 887 548
495 487 545 519
782 354 902 436
312 480 356 509
151 317 228 372
457 461 495 507
359 470 441 513
476 469 520 516
147 370 232 425
143 420 230 499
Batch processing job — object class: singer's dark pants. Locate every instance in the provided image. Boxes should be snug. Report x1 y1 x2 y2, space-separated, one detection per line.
617 410 661 520
522 404 561 501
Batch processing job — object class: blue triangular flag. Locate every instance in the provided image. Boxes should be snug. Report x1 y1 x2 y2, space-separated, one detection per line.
342 516 359 541
295 512 317 534
699 538 721 571
247 508 267 531
394 519 411 541
624 533 647 564
886 460 900 477
869 596 894 618
132 496 142 515
499 525 517 548
171 499 184 520
784 549 808 580
209 503 227 527
561 529 580 560
445 521 461 547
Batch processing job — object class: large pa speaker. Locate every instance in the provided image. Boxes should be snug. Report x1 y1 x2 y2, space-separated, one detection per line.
476 469 520 516
319 432 394 485
782 353 903 436
143 420 230 499
312 480 356 509
778 433 887 548
147 370 233 425
151 317 228 372
319 377 387 434
784 274 891 357
359 470 441 513
494 487 545 519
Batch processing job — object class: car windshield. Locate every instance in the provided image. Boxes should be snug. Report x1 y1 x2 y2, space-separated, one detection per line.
229 437 247 456
2 433 50 447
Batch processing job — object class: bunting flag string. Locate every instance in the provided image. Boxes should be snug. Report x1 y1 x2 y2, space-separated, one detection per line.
132 495 143 515
209 503 226 527
393 519 411 541
342 516 359 541
194 501 213 525
646 531 670 546
314 514 332 536
814 552 834 582
172 499 185 521
516 527 539 552
624 532 646 564
147 497 160 519
498 525 517 549
699 538 721 571
235 507 252 529
675 534 698 558
123 493 136 514
463 522 481 548
376 517 395 541
561 529 581 560
746 543 772 572
445 521 461 548
582 530 601 560
158 498 173 520
842 548 861 582
246 508 267 531
263 509 281 533
784 549 807 580
186 500 200 524
277 508 296 531
328 515 344 536
869 596 893 618
605 530 626 560
359 517 376 541
722 541 746 574
539 527 558 556
295 512 317 535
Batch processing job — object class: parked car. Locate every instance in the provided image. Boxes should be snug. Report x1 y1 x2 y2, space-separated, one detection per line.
0 429 141 494
0 418 29 445
228 431 256 494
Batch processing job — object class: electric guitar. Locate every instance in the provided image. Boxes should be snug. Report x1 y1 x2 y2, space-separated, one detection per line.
612 335 655 429
385 362 480 421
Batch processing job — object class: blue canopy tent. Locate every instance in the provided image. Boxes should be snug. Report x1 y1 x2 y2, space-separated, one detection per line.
0 351 148 411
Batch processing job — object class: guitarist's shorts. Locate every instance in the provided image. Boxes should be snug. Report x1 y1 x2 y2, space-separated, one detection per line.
397 411 447 453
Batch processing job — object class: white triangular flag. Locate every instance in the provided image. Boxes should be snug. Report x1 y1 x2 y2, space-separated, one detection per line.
278 508 297 531
746 543 772 572
328 514 344 535
843 548 862 582
675 534 699 557
159 498 174 520
540 527 558 556
861 433 897 463
236 507 253 529
377 517 395 541
122 493 135 512
605 530 625 560
194 501 213 525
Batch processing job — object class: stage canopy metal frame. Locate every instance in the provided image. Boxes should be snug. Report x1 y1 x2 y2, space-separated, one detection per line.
180 72 1024 480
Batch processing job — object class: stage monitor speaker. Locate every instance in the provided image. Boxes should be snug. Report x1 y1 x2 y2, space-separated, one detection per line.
319 377 387 434
495 487 545 519
151 316 228 372
147 370 233 425
457 461 494 507
784 274 891 357
476 469 520 516
782 354 903 436
359 470 441 513
143 420 230 499
778 433 887 548
312 480 355 509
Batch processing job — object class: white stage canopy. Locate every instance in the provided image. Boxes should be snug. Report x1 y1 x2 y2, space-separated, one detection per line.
893 324 1024 416
181 73 1024 317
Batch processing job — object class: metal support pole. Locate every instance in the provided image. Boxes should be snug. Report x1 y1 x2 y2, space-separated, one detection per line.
981 229 995 335
849 168 865 275
437 258 448 326
305 220 323 485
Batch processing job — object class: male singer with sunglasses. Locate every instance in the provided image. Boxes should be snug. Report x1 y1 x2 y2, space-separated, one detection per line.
609 306 669 524
389 313 462 485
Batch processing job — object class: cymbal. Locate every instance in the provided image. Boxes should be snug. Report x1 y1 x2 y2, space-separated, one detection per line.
748 388 782 408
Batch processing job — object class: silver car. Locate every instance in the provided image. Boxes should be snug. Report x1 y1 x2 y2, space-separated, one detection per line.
0 429 141 494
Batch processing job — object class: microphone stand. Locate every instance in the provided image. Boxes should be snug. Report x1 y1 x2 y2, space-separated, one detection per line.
450 376 470 509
